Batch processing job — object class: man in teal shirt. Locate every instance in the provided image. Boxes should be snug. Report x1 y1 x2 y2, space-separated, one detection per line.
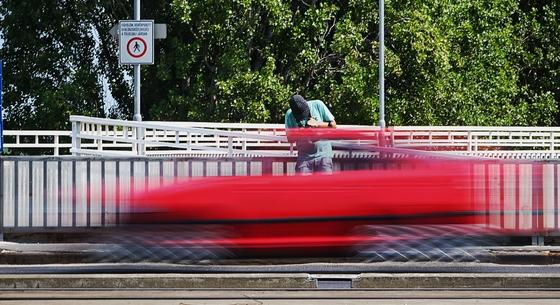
285 94 337 174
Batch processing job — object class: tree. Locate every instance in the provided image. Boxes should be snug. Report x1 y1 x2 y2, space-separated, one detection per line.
513 0 559 125
385 0 557 126
1 0 559 129
0 1 127 129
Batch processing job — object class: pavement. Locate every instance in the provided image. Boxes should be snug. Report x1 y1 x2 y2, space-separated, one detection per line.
2 289 560 305
2 242 560 290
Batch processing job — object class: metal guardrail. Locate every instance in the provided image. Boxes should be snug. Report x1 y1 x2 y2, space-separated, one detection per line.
70 116 293 157
1 156 559 245
69 116 560 159
2 131 72 156
1 130 130 156
3 117 560 159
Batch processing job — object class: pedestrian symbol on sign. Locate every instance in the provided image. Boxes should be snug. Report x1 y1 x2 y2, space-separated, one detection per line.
133 41 141 53
127 37 147 58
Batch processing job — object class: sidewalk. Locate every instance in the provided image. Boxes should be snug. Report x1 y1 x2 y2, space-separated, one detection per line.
2 242 560 265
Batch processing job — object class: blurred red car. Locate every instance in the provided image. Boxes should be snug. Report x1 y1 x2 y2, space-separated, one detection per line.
114 163 486 259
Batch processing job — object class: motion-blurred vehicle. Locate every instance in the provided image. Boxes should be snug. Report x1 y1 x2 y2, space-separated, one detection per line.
92 129 507 262
93 162 495 262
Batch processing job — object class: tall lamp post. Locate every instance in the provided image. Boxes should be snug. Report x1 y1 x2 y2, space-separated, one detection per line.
378 0 385 129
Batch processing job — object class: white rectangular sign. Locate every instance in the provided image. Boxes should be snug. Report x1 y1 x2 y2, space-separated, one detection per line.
119 20 154 65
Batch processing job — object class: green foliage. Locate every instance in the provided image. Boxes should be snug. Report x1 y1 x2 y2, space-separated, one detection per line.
0 1 132 129
1 0 559 128
385 0 557 126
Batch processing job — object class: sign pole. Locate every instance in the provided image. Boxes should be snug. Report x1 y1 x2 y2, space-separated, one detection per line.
132 0 144 155
133 0 142 122
117 2 157 155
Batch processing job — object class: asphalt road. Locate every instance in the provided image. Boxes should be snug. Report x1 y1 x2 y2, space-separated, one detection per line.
1 289 560 305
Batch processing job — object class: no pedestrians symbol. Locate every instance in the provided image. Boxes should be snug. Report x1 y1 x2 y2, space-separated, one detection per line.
127 37 147 58
119 20 154 65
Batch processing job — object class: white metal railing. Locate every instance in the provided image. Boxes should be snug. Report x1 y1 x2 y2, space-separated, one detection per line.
70 116 560 159
70 115 292 157
390 126 560 152
1 130 132 156
2 130 72 156
3 116 560 159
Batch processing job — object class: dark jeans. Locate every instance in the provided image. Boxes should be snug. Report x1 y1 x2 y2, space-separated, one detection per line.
295 157 333 175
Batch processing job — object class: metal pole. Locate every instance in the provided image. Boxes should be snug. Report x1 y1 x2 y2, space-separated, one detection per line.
378 0 385 128
132 0 145 155
133 0 142 122
0 60 3 153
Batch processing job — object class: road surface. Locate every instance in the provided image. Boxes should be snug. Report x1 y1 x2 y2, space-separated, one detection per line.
1 289 560 304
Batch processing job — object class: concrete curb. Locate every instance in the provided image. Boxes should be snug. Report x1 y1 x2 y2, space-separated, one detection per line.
1 273 560 289
354 273 560 288
0 273 314 289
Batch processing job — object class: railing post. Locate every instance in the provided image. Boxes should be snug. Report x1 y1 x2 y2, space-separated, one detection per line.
137 126 146 156
71 120 81 156
97 125 103 152
474 132 478 152
54 135 60 156
228 136 233 157
131 127 137 154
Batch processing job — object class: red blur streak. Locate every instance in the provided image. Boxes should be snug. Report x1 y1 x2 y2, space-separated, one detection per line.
127 163 486 254
284 127 479 152
285 127 385 142
131 167 477 224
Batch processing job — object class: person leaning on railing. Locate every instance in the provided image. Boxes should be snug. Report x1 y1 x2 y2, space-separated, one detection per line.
284 94 337 174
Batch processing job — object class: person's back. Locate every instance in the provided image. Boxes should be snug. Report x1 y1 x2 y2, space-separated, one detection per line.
284 95 336 174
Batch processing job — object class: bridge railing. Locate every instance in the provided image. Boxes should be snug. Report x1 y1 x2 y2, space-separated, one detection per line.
2 130 72 156
3 116 560 159
1 156 558 245
69 116 560 159
70 115 293 157
391 127 560 151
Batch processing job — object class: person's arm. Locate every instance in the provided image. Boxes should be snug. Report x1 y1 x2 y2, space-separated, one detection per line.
306 118 336 128
306 100 336 128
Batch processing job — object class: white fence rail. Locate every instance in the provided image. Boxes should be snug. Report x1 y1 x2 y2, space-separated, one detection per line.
70 116 560 159
70 116 292 157
4 116 560 159
2 131 72 156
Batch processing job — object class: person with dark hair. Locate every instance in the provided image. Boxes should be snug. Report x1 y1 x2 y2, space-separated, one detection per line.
284 94 337 174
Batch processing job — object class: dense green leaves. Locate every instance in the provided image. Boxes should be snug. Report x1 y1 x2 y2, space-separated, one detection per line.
0 0 559 128
0 1 133 129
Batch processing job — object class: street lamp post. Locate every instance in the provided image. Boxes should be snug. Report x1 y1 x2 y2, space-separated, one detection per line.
379 0 385 129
